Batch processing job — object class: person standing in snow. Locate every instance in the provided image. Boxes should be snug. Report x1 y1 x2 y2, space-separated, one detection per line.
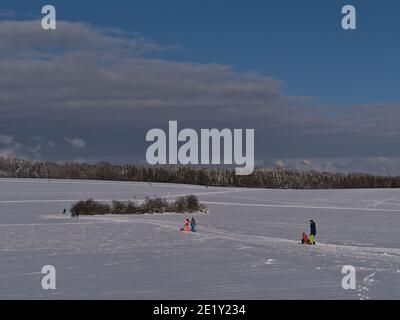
190 217 197 232
309 219 316 244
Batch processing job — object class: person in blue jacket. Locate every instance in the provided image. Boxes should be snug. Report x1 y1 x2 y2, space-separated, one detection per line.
190 217 197 232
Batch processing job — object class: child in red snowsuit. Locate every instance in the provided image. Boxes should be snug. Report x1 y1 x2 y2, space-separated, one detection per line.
180 219 191 232
301 233 310 244
184 222 190 232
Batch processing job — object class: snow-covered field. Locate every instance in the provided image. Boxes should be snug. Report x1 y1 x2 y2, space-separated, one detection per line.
0 178 399 299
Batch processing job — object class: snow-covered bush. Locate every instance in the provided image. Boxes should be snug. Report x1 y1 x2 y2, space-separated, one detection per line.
70 195 207 216
70 199 111 216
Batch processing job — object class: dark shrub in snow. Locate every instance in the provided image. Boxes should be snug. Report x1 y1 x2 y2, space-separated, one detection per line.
174 196 187 213
71 199 111 216
70 195 207 216
185 194 200 212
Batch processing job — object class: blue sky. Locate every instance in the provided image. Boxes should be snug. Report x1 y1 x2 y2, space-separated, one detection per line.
1 1 400 174
3 0 400 105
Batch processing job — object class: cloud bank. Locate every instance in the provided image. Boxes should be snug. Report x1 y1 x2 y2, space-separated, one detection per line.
1 19 400 174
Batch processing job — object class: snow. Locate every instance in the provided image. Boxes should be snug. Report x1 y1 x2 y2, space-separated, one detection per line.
0 178 399 299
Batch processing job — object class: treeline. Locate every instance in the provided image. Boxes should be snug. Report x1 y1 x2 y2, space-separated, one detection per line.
70 195 207 216
1 158 400 189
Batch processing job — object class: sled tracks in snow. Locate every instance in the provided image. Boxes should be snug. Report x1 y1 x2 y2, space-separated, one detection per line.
47 214 400 299
78 215 400 266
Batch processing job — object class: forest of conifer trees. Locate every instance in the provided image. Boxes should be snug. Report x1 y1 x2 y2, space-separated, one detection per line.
1 158 399 189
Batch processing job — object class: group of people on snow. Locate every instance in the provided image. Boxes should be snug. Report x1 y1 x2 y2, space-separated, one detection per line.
180 217 197 232
63 204 319 244
301 219 317 245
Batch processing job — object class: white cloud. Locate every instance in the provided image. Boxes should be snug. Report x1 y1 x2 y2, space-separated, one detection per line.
64 136 87 149
269 157 400 176
0 20 175 58
0 134 42 159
